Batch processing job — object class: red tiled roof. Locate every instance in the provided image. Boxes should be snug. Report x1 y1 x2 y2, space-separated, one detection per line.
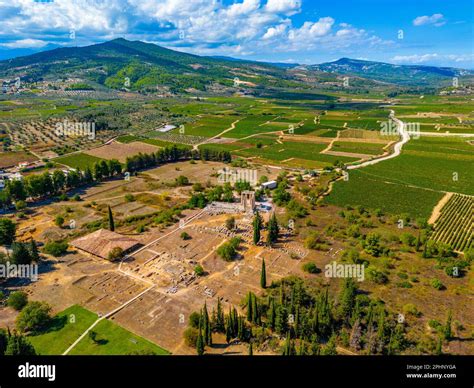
70 229 139 259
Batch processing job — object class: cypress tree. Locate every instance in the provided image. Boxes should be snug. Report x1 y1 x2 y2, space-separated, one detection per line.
248 342 253 356
203 303 211 346
267 212 279 245
225 317 231 343
196 323 205 356
268 298 276 329
251 294 258 324
338 279 356 324
282 332 291 356
28 240 39 262
252 211 262 245
260 259 267 289
108 205 115 232
246 292 253 322
444 310 452 340
280 281 285 305
216 298 225 333
436 336 443 355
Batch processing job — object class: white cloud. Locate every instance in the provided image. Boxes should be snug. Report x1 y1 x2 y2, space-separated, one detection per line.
392 53 439 63
263 23 288 39
0 0 392 59
391 53 473 64
265 0 301 15
0 38 48 48
413 13 445 27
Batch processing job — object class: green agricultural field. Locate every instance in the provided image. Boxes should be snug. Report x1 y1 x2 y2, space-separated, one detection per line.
331 141 387 155
326 169 444 218
326 136 474 217
235 140 357 167
28 305 98 355
69 318 169 355
224 115 279 138
116 134 143 143
141 138 192 149
181 115 240 137
54 152 104 169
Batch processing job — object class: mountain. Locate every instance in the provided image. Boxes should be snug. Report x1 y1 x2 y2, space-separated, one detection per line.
309 58 474 86
1 39 472 92
0 38 295 93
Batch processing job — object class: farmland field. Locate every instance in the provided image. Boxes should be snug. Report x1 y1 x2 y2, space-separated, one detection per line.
0 150 37 168
234 139 357 168
326 136 474 217
54 152 104 169
326 169 444 218
84 141 159 163
430 194 473 251
330 141 388 155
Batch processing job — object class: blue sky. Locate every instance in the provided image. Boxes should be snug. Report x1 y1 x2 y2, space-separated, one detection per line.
0 0 472 68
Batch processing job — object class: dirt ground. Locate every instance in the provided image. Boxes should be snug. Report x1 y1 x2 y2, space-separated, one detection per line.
84 141 160 163
1 158 472 356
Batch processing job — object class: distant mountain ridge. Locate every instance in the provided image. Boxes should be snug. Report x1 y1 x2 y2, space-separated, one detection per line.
0 38 471 90
309 57 473 86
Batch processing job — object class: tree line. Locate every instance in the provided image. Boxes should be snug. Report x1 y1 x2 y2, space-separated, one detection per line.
124 144 231 173
0 159 122 209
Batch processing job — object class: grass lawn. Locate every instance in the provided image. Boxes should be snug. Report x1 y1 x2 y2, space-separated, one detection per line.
27 305 169 355
55 152 104 169
69 318 169 355
28 305 98 355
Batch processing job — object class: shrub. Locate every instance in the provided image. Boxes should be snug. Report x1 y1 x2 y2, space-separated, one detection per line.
396 281 412 288
58 193 69 201
366 266 388 284
192 183 204 192
304 231 327 250
400 233 416 247
217 244 236 261
175 175 189 186
180 232 191 240
42 241 68 257
15 201 27 211
225 217 236 230
124 194 135 202
188 312 201 329
183 327 199 348
54 215 65 228
464 248 474 261
7 291 28 311
16 301 51 333
194 265 204 276
430 278 444 290
107 247 124 261
403 303 421 317
302 262 321 274
0 218 16 245
73 194 81 201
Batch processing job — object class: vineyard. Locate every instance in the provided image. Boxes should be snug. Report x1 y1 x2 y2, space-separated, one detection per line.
430 194 473 252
